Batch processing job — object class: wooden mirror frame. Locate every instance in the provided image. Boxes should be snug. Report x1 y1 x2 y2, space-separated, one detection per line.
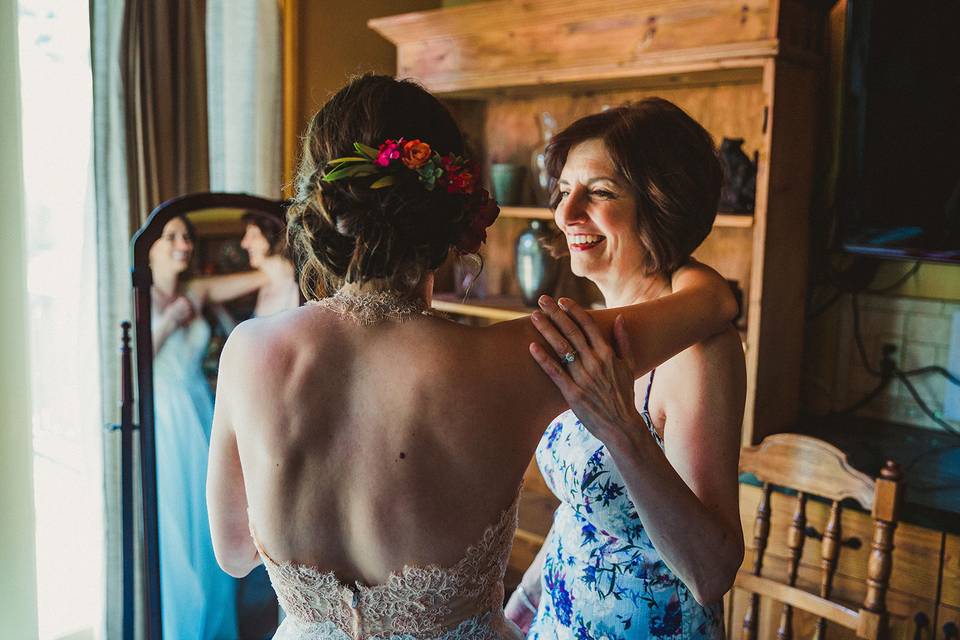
128 192 286 640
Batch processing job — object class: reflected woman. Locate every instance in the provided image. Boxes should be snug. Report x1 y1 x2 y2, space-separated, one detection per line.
149 215 268 639
240 211 301 317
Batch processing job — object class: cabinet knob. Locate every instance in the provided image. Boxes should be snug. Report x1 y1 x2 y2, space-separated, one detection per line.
942 622 959 640
912 612 928 640
803 525 862 549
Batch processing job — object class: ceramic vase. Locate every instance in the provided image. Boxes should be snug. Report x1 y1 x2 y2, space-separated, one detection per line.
515 219 559 306
530 112 558 207
491 163 525 206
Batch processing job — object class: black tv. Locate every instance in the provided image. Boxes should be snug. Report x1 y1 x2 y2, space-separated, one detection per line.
838 0 960 263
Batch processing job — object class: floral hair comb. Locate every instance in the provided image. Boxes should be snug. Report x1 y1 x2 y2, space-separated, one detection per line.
322 138 500 253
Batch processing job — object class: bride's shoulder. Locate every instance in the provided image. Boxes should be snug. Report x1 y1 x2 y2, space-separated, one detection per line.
220 306 326 371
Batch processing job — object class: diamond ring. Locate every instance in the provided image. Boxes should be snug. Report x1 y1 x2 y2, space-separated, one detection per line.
561 350 577 365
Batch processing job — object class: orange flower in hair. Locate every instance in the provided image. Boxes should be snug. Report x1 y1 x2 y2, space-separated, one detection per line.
322 137 500 253
401 139 432 169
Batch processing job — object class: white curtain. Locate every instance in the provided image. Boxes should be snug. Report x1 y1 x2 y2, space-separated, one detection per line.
18 0 105 638
206 0 282 198
91 0 142 637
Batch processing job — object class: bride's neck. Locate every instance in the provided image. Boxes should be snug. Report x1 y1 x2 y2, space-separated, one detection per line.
338 273 434 306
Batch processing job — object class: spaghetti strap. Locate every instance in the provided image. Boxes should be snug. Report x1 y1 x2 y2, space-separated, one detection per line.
642 369 656 413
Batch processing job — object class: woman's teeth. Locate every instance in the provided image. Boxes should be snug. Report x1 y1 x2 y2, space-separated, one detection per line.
568 234 605 249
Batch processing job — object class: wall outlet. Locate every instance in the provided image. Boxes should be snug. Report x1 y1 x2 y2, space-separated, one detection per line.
945 311 960 421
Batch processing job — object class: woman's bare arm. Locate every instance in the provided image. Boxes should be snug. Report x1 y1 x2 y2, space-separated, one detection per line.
489 260 737 434
206 322 261 578
189 270 269 305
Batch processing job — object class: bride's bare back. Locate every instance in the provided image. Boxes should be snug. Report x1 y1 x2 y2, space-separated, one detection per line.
208 268 735 589
210 298 556 586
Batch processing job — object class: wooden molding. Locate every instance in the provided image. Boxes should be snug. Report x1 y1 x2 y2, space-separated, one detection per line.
369 0 788 95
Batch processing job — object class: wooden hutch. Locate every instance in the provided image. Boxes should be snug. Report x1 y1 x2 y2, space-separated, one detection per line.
370 0 823 585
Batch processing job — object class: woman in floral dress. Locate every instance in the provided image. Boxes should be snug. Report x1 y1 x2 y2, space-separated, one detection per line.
506 100 746 639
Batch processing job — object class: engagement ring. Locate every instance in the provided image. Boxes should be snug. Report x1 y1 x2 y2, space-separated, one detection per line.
561 350 577 364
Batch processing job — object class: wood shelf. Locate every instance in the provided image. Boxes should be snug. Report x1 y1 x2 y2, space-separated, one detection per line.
368 1 778 97
499 206 554 220
500 206 754 228
432 293 533 321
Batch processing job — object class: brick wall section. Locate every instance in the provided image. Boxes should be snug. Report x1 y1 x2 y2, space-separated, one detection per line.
832 294 958 430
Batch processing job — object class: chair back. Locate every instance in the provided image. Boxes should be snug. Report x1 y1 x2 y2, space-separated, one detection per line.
735 433 902 640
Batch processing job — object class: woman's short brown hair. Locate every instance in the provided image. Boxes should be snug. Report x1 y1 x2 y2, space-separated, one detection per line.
242 211 287 257
287 74 473 299
546 99 721 275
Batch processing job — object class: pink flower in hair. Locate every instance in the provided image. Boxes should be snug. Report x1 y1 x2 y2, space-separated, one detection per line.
375 139 403 167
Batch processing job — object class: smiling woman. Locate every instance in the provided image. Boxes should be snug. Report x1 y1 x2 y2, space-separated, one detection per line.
508 100 746 639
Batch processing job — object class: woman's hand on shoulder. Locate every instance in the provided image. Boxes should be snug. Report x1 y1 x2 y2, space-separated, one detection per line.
528 295 644 450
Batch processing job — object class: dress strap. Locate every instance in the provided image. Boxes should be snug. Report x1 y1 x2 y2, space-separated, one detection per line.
642 369 656 413
639 369 663 449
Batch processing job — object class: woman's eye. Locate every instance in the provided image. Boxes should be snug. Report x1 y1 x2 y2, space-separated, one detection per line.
592 189 615 199
558 190 570 199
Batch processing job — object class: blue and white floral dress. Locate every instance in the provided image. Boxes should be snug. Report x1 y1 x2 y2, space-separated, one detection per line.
528 372 724 640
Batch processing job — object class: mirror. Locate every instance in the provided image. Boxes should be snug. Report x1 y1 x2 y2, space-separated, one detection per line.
130 193 297 639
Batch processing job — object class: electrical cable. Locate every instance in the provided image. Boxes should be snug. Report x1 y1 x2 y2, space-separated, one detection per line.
805 261 920 321
864 261 921 294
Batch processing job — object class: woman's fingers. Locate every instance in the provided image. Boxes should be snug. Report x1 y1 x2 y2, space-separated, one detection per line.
530 311 578 363
529 342 580 399
537 296 591 355
557 297 610 357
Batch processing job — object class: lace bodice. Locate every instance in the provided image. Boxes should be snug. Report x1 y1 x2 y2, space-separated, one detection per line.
249 492 524 640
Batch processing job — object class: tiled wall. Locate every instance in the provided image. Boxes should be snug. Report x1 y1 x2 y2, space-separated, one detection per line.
829 293 958 430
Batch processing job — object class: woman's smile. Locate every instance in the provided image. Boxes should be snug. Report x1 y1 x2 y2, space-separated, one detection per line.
567 233 606 251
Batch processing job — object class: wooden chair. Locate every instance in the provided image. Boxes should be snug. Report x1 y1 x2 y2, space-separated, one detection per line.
736 433 903 640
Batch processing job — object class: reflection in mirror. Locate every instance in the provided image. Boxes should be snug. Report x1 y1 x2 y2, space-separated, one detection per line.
148 205 296 639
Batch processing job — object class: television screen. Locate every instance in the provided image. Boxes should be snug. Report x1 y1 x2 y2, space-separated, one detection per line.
839 0 960 262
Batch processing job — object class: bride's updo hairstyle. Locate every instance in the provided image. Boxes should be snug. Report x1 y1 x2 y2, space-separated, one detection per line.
288 74 473 299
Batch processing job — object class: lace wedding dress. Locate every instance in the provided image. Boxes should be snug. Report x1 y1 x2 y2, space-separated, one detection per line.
247 290 525 639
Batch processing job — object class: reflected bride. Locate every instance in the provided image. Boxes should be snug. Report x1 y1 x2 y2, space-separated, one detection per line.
149 214 269 639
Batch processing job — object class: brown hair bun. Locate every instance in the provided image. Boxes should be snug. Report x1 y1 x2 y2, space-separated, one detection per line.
288 74 473 299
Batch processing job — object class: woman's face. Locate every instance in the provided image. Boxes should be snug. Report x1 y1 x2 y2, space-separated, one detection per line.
149 217 194 277
554 139 644 281
241 223 270 268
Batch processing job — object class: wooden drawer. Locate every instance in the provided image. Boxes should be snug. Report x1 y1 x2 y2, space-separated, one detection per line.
937 604 960 640
739 484 944 601
942 534 960 608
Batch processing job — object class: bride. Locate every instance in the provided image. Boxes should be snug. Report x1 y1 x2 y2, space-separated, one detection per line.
206 74 737 639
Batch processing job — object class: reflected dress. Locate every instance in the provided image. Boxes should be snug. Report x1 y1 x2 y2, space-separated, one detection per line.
154 314 237 639
528 373 724 640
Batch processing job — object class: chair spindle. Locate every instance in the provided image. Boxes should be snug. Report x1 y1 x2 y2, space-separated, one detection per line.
743 482 772 640
863 462 902 615
776 491 808 640
813 501 843 640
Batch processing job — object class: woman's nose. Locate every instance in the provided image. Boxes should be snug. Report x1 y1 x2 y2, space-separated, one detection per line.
556 188 588 229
